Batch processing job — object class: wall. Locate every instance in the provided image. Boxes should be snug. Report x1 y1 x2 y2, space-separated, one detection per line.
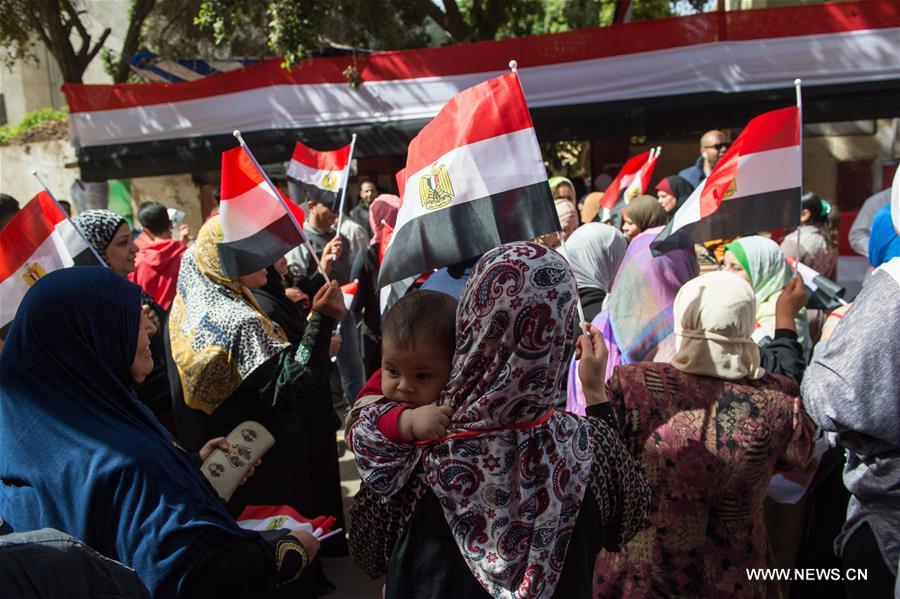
0 140 205 235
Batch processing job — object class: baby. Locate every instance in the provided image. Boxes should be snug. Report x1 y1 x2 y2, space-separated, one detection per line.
345 290 457 446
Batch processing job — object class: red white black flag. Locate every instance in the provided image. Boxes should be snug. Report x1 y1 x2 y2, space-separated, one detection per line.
218 146 308 277
599 149 659 211
0 191 100 332
286 140 351 207
378 72 558 287
652 106 801 254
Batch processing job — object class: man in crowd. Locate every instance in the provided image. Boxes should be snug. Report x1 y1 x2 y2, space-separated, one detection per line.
0 194 20 231
130 202 189 310
679 129 730 188
349 180 378 237
287 196 366 405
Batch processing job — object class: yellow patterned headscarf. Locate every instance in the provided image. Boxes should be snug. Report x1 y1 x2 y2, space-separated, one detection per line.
168 217 288 414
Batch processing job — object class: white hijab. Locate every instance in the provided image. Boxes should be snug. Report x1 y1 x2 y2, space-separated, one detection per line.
670 271 764 380
564 222 628 292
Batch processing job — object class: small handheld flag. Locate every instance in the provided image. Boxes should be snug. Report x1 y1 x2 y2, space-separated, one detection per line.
378 71 558 288
341 280 358 311
599 150 659 211
237 505 340 540
786 257 847 311
651 105 802 255
621 147 661 205
224 131 330 282
0 185 101 334
287 138 353 210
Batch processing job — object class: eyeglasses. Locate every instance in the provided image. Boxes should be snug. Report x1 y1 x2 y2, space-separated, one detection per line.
703 143 730 152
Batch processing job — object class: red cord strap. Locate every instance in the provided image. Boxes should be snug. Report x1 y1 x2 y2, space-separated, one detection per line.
414 408 556 446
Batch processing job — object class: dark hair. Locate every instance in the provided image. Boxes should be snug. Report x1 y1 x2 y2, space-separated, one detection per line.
381 290 457 357
57 200 72 217
0 193 20 228
137 201 171 235
802 191 840 245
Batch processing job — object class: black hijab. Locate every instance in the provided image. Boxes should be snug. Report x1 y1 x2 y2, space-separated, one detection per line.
251 267 307 344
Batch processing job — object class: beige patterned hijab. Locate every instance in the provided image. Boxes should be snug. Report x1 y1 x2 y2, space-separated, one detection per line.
168 217 288 414
670 271 763 380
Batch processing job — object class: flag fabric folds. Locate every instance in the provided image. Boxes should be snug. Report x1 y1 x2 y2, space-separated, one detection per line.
599 150 658 211
786 256 846 310
237 505 337 539
286 140 352 208
378 72 558 288
652 106 801 254
341 280 358 311
218 146 307 277
621 147 660 205
0 191 99 332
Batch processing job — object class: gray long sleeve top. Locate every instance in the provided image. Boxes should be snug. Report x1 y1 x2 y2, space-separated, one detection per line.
801 259 900 576
848 188 891 258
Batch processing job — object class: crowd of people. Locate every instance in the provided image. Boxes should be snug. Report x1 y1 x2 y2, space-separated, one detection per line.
0 127 898 599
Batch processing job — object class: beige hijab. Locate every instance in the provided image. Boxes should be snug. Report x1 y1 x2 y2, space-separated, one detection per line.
670 271 763 380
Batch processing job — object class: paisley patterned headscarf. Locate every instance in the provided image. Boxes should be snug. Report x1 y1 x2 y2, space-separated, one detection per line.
73 209 126 266
168 216 288 414
354 242 593 598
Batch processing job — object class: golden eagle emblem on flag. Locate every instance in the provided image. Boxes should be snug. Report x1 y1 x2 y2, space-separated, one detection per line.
724 179 737 199
321 172 338 191
22 262 47 287
419 164 454 210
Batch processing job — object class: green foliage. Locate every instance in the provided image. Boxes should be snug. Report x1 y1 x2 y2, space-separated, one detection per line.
0 107 69 144
0 1 42 69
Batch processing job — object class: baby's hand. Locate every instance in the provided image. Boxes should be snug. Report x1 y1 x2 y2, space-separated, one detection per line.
400 404 453 442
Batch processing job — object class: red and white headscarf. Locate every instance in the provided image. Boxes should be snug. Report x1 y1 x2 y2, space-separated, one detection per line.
354 242 593 598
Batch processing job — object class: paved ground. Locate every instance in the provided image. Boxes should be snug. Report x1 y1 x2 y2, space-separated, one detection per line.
320 442 384 599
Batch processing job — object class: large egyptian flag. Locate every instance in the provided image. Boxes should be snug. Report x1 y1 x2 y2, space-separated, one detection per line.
598 149 658 210
652 106 801 254
286 140 351 207
219 146 308 277
0 191 100 334
377 72 558 287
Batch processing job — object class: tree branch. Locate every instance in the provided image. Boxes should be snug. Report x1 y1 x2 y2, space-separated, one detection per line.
115 0 157 83
59 0 91 46
440 0 472 41
85 26 111 64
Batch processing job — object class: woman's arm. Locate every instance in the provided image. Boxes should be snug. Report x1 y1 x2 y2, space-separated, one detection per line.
584 413 651 552
180 531 312 596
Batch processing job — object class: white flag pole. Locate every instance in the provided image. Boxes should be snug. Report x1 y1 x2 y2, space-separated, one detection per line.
509 59 588 328
334 133 358 235
31 171 108 266
794 79 803 264
232 130 331 284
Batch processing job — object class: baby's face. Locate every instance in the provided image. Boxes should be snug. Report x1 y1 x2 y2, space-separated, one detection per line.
381 341 452 407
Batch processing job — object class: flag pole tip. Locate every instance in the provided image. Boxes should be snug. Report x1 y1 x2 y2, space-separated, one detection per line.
508 60 518 72
232 129 241 139
30 170 37 176
793 78 802 86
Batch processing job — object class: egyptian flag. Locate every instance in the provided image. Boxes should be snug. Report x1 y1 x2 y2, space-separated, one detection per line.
218 146 308 277
599 150 657 210
786 256 846 310
622 147 660 203
0 191 100 334
286 140 351 208
237 505 339 540
652 106 801 254
378 72 558 287
341 280 358 311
